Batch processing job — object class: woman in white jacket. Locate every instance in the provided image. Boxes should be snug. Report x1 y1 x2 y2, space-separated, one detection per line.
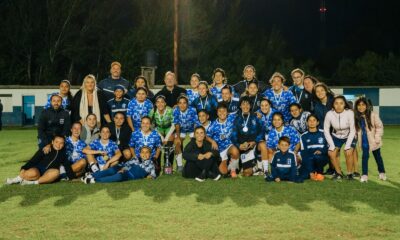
324 96 356 180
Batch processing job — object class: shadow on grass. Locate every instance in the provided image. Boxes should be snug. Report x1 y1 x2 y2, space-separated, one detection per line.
0 175 399 215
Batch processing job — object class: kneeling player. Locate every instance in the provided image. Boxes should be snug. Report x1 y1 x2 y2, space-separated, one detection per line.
266 136 302 183
299 114 329 181
207 103 240 177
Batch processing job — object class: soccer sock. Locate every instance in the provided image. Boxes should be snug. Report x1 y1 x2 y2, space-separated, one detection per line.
257 160 263 170
176 154 183 167
90 163 99 173
14 175 22 182
230 159 239 170
24 180 39 185
262 160 269 172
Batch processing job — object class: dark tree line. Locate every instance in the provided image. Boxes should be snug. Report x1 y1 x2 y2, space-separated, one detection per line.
0 0 399 86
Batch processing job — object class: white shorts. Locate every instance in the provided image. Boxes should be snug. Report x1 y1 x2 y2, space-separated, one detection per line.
220 144 233 161
240 148 256 164
179 132 194 139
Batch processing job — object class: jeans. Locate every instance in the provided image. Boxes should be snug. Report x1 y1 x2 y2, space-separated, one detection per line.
361 148 386 175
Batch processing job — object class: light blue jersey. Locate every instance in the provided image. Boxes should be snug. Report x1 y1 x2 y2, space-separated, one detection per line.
129 130 161 159
65 136 87 163
89 139 119 166
173 106 198 133
267 125 300 151
207 114 236 151
126 98 153 129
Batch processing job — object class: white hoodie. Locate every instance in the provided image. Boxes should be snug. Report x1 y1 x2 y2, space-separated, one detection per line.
324 109 355 151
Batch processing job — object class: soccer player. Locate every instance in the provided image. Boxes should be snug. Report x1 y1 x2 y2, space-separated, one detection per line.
324 95 356 180
64 122 87 178
267 112 300 176
289 68 313 112
84 125 122 172
129 117 161 173
186 73 201 105
173 95 198 172
207 103 240 176
263 72 296 123
128 75 154 100
148 95 175 170
210 68 238 102
126 87 153 131
192 81 218 121
82 146 157 184
108 112 132 161
299 114 329 181
195 109 211 132
231 96 268 177
234 65 267 95
265 136 302 183
107 84 130 119
44 80 73 111
182 126 221 182
6 135 75 185
256 98 276 139
313 82 335 129
220 85 239 115
289 103 311 134
246 82 263 113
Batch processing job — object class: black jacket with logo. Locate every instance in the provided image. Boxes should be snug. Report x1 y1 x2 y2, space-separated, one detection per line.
38 108 71 146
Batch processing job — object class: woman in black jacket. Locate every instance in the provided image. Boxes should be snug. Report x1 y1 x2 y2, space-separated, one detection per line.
6 135 75 185
71 74 111 126
182 126 221 182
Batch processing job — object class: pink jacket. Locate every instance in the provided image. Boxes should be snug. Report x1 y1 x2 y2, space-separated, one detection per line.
357 111 383 151
324 109 356 151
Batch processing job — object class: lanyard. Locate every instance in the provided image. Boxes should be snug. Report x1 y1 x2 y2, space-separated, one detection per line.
157 109 165 123
252 95 258 111
295 90 303 103
273 91 283 105
142 131 150 145
116 127 120 141
276 126 285 139
180 109 188 124
242 113 250 128
200 95 208 109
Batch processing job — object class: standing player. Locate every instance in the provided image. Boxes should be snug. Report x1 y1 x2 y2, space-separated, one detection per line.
126 87 153 131
186 73 201 105
220 85 239 115
173 95 198 172
207 103 240 176
107 85 130 119
192 81 218 121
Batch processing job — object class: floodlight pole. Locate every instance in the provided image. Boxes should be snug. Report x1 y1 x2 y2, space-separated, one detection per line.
174 0 179 83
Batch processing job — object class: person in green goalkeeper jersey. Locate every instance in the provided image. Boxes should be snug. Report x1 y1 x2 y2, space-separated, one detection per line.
149 95 175 171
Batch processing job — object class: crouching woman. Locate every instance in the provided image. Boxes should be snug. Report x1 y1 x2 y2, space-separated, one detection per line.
6 135 74 185
182 126 221 182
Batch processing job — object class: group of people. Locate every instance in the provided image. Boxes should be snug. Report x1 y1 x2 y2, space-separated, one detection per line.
5 62 387 185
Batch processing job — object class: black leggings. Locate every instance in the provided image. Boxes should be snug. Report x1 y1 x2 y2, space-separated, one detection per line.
182 157 219 178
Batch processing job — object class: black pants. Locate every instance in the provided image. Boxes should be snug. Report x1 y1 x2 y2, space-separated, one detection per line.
183 157 219 178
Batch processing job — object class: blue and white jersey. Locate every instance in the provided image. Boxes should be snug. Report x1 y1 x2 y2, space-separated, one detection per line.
89 139 119 166
221 99 239 115
186 89 199 105
191 94 219 121
65 136 86 163
256 108 277 135
210 85 240 102
263 89 296 123
173 106 198 133
124 157 157 179
194 120 211 133
129 130 161 159
208 114 236 151
126 98 153 129
107 98 130 118
290 111 311 134
300 129 328 158
44 92 70 110
267 125 300 151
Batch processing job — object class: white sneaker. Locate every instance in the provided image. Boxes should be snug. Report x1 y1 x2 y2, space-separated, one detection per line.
379 173 387 181
5 176 22 185
360 175 368 183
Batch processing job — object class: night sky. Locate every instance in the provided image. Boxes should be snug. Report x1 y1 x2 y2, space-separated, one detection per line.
241 0 400 58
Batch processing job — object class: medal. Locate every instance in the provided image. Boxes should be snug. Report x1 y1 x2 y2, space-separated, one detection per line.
103 155 109 161
117 140 120 145
242 113 250 133
220 134 226 140
243 126 248 132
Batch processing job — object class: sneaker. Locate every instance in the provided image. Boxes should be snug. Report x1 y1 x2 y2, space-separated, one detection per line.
353 172 361 178
360 175 368 183
213 174 221 181
310 172 318 181
5 176 22 185
324 168 335 175
195 170 206 182
252 168 264 176
346 174 355 180
84 177 95 184
332 173 343 181
264 171 270 179
315 173 325 181
379 173 387 181
207 170 221 181
230 169 238 179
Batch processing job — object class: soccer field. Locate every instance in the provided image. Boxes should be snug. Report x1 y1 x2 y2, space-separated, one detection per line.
0 128 399 239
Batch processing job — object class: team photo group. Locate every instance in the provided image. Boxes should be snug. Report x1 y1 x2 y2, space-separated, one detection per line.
5 62 387 185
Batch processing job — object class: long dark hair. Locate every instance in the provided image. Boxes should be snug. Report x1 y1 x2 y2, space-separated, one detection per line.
61 80 73 110
313 82 334 103
354 97 373 132
332 95 352 111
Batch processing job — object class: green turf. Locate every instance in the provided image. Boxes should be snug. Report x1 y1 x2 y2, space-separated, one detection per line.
0 127 399 239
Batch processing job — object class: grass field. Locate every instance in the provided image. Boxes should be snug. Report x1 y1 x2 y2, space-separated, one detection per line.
0 127 399 239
